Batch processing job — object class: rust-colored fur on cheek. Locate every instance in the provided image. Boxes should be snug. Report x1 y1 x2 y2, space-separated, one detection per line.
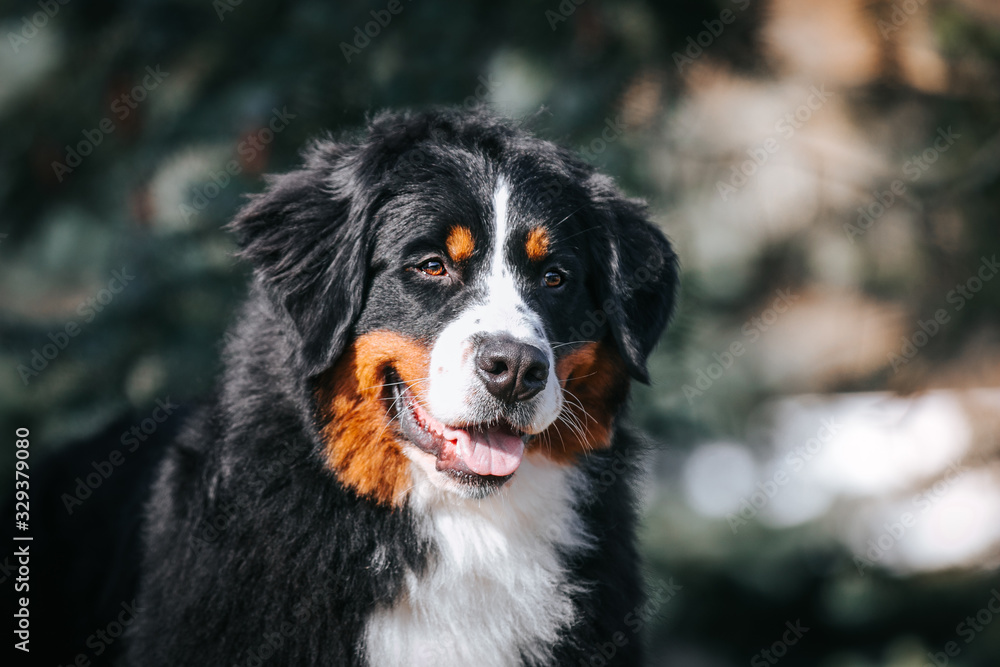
446 225 475 263
313 332 430 507
532 341 629 464
525 226 550 262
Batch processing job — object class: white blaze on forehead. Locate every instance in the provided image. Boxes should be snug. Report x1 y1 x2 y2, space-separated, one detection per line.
424 176 562 434
490 177 511 279
479 177 539 338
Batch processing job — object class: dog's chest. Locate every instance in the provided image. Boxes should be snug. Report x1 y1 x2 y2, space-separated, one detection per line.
362 456 590 667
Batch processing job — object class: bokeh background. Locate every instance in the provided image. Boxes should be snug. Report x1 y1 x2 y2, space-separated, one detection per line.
2 0 1000 665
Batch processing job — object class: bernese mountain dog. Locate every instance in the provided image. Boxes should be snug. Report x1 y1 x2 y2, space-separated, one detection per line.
18 108 678 667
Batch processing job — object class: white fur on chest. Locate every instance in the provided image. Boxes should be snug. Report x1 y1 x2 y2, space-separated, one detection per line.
363 454 591 667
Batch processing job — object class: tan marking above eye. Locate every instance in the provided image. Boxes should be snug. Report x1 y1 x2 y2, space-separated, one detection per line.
446 225 475 263
525 227 550 262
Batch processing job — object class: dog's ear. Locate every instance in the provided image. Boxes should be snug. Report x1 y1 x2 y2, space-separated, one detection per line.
227 141 372 377
586 174 679 384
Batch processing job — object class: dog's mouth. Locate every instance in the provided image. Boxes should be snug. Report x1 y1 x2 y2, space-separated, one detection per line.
388 380 527 489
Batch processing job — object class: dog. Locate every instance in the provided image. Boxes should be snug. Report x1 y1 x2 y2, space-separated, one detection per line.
18 108 678 667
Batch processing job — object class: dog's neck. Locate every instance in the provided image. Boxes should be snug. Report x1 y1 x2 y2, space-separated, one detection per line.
363 454 592 667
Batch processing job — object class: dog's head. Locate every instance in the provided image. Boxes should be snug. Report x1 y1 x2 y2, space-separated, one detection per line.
230 109 678 505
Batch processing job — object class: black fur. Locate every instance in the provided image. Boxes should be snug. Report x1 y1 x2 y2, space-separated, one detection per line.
11 108 678 666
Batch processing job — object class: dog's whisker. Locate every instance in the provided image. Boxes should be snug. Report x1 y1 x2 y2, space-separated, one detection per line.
363 376 432 392
561 402 592 435
556 411 588 442
551 204 588 230
558 224 603 242
550 341 590 349
562 389 598 425
564 416 589 442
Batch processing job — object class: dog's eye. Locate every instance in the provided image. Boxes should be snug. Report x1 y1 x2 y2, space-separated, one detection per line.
419 259 448 277
543 270 564 288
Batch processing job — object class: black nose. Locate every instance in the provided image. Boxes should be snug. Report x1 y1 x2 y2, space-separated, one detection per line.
475 336 549 403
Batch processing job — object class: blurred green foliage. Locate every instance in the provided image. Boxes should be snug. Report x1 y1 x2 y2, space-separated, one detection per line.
2 0 1000 665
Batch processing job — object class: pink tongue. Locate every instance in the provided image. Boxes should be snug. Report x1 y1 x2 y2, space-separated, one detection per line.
441 425 525 477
